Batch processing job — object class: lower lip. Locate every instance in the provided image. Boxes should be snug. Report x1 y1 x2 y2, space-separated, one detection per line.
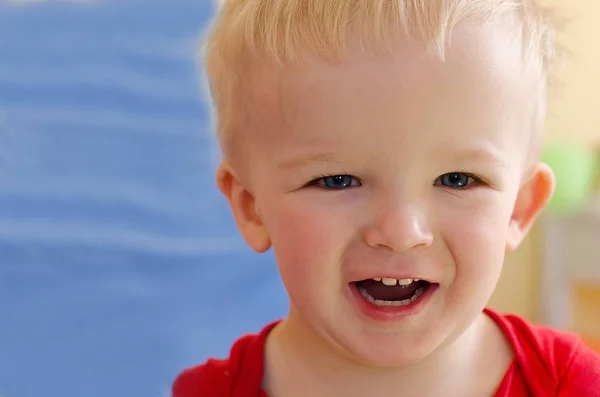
348 282 438 322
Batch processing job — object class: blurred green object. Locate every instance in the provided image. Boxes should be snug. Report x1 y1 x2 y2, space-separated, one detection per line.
542 142 599 214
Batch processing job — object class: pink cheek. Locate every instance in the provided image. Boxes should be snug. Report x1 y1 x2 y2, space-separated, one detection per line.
438 208 507 270
269 209 345 290
271 202 340 246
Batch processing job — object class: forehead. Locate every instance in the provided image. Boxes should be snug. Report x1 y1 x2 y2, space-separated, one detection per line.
245 19 537 163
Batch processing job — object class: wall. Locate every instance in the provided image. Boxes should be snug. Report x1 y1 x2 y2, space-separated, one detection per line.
0 3 291 397
545 0 600 147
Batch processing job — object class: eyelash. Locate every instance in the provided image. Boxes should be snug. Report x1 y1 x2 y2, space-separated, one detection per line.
307 171 488 189
307 172 360 187
440 171 487 189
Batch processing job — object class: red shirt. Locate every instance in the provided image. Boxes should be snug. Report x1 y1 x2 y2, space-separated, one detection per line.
172 309 600 396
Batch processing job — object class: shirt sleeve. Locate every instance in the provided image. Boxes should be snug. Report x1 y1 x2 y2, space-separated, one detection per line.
557 342 600 396
171 365 217 397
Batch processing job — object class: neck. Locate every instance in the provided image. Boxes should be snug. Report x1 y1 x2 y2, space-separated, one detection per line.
263 307 494 397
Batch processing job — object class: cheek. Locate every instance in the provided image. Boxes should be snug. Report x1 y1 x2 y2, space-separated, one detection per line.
261 195 356 295
438 194 513 280
434 195 515 317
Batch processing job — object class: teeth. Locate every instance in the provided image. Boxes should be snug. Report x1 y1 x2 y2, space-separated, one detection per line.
371 278 418 286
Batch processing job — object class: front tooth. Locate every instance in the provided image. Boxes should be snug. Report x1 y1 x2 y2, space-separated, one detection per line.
372 277 382 281
398 278 413 286
381 278 397 286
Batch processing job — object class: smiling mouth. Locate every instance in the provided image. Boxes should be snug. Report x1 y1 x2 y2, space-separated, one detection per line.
353 278 432 307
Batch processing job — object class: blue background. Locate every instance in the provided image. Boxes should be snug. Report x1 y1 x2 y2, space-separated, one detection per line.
0 1 288 396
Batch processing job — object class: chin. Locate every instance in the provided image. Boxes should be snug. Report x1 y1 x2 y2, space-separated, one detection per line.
337 331 441 369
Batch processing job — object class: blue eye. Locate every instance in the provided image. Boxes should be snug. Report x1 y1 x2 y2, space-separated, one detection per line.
435 172 474 189
315 174 360 189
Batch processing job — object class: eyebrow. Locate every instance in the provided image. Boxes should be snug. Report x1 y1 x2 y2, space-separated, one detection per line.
446 146 510 169
277 152 347 170
277 146 510 170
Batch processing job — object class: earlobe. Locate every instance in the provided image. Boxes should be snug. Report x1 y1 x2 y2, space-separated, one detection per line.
506 162 555 251
216 162 272 253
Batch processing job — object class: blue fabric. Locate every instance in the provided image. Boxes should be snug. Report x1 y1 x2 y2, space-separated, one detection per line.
0 1 288 396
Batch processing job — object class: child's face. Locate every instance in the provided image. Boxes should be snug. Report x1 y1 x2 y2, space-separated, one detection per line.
220 20 553 367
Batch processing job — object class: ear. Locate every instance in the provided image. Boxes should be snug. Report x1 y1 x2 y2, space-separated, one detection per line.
216 162 271 253
506 162 555 251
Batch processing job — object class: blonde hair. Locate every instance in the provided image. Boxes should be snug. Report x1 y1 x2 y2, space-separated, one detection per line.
203 0 560 158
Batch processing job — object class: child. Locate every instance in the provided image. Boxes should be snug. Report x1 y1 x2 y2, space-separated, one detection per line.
173 0 600 395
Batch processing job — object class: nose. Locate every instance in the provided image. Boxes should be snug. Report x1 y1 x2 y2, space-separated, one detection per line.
362 197 434 253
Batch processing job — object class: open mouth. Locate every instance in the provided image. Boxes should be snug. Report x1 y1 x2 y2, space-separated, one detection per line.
353 278 433 307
